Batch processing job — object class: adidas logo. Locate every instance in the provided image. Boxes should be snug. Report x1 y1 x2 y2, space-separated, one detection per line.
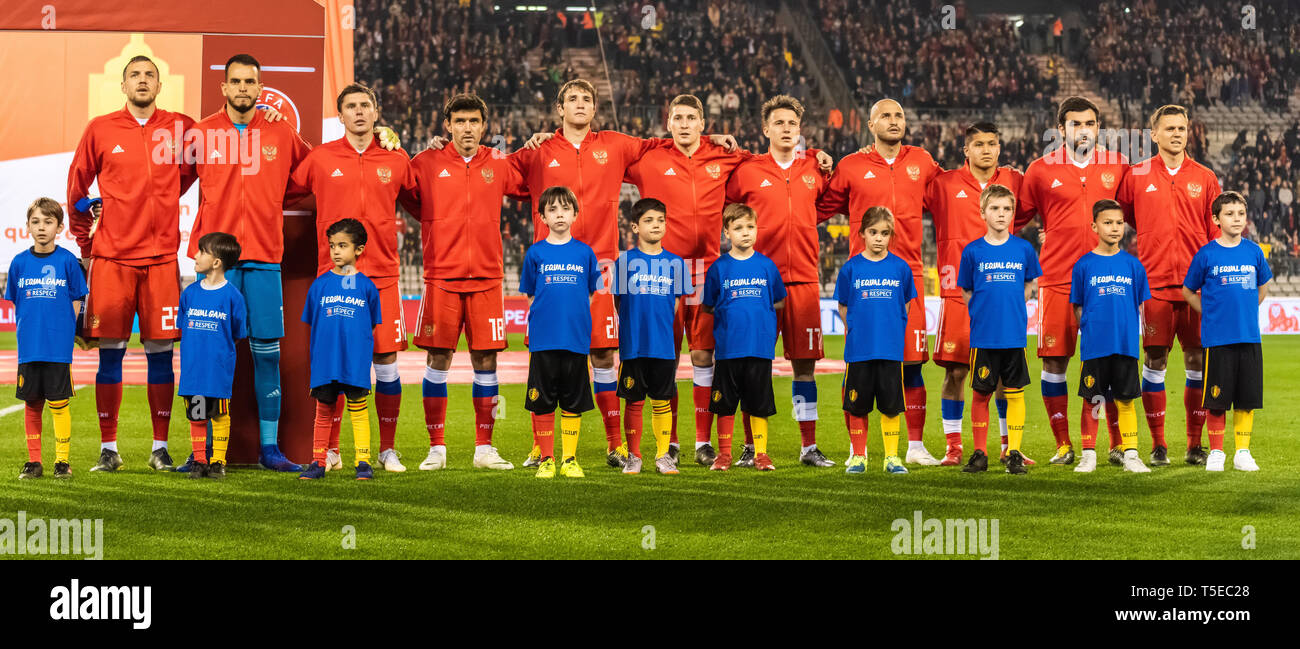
266 389 281 399
1050 178 1063 188
864 171 875 179
663 167 676 176
1145 183 1157 192
547 159 560 168
330 168 343 177
111 145 124 154
955 189 967 198
438 169 451 178
760 179 773 187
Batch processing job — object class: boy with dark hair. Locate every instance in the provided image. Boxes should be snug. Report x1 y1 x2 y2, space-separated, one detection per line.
8 198 87 479
176 232 248 478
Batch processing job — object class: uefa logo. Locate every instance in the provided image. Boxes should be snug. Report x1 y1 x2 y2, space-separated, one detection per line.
256 86 301 133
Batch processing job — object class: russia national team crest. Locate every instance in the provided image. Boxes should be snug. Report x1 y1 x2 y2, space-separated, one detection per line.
802 174 817 190
1100 172 1116 189
1046 335 1057 348
376 167 392 184
592 149 609 165
943 341 956 353
256 86 302 133
423 324 434 337
1187 182 1203 198
481 168 495 184
906 165 920 181
262 145 278 161
706 163 721 179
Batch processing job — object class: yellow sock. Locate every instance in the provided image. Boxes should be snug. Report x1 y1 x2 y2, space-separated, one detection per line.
346 396 371 465
1116 399 1138 451
750 416 769 455
49 398 71 464
560 411 581 460
211 412 231 464
650 399 672 458
1004 387 1026 452
882 414 900 457
1234 409 1253 451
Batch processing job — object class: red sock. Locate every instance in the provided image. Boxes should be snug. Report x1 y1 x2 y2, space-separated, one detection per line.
374 391 400 451
313 400 333 465
95 382 122 444
146 382 173 442
329 399 343 450
742 413 753 445
1142 389 1167 449
693 384 714 444
472 397 496 446
1185 387 1206 447
423 395 447 446
1105 400 1121 449
624 400 644 458
716 415 735 456
24 400 43 463
533 412 556 458
1080 401 1100 450
904 386 926 442
594 390 621 451
190 420 209 463
1044 394 1070 447
971 390 991 453
798 420 816 447
1206 410 1225 451
848 414 868 456
668 394 679 445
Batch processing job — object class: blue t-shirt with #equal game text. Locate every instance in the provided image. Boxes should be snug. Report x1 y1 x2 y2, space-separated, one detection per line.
1183 239 1272 347
702 251 787 360
520 238 602 355
957 235 1042 349
613 247 692 360
178 280 248 398
4 246 87 364
834 252 917 362
301 270 383 389
1070 250 1150 360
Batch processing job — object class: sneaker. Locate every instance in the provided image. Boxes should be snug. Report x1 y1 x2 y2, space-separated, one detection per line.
377 448 406 472
298 461 326 480
355 461 374 480
1122 449 1150 473
735 445 756 468
961 449 988 473
560 457 585 478
753 453 776 471
1005 450 1027 475
905 446 941 466
174 453 195 473
655 455 679 475
473 446 514 470
667 444 680 463
419 446 447 471
606 444 629 469
1233 449 1260 472
845 455 867 475
709 453 732 471
522 445 542 468
208 460 227 479
1205 449 1226 472
259 444 301 472
1149 445 1170 467
535 457 556 479
189 462 210 479
325 449 342 472
90 449 123 472
1048 445 1075 465
884 455 909 474
622 455 643 474
53 462 71 479
1107 447 1124 466
148 447 174 471
940 445 963 466
695 443 717 467
18 461 42 479
1185 445 1209 466
1074 449 1097 473
799 446 834 467
1000 449 1037 466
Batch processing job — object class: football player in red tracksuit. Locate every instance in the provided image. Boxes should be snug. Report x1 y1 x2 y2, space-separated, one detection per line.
726 94 836 469
818 98 942 466
1116 104 1221 467
1014 96 1129 466
67 55 197 474
925 121 1034 467
290 83 416 473
402 93 526 472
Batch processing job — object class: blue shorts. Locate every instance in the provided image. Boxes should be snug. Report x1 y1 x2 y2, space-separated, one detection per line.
225 263 284 339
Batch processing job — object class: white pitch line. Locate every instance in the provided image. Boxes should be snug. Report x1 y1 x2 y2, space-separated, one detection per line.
1 386 87 417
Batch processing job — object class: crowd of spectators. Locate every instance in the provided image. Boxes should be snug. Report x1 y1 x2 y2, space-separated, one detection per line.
1222 122 1300 275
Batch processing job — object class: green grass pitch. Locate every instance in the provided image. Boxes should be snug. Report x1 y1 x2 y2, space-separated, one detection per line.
1 334 1297 559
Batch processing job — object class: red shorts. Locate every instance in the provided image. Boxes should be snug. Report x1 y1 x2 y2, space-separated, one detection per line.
933 296 971 367
84 257 181 340
778 282 824 360
1036 285 1078 358
590 291 618 351
674 299 714 352
1141 294 1201 350
903 291 929 363
372 278 408 354
414 282 507 351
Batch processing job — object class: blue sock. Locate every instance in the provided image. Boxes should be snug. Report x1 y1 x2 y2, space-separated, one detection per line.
995 398 1008 419
792 379 817 411
249 338 282 447
422 376 448 398
1185 378 1202 390
941 398 964 420
472 370 498 399
145 348 173 384
902 364 924 388
376 378 402 396
96 347 126 384
1040 380 1068 398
